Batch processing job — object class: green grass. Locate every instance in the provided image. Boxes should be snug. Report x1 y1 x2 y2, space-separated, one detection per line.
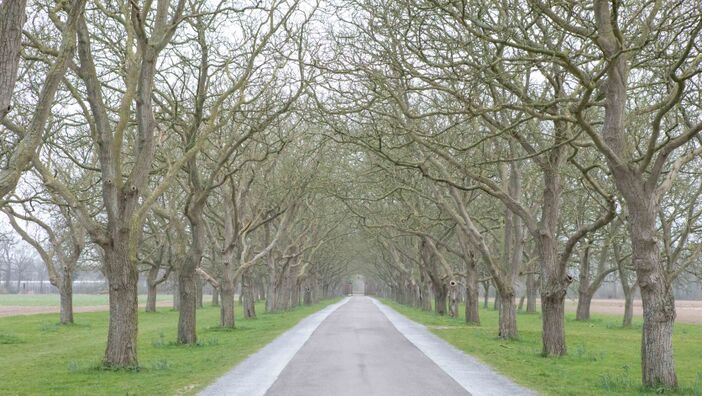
0 293 174 307
0 299 339 395
381 300 701 396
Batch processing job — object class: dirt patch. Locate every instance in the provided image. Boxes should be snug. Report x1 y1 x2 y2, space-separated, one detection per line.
0 301 173 318
563 299 701 324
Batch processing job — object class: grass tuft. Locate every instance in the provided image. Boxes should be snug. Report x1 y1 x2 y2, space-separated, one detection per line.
0 333 23 344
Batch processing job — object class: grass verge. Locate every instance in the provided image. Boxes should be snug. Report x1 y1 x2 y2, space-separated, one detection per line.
380 299 701 395
0 299 339 395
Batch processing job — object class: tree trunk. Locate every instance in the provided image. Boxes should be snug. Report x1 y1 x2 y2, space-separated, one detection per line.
291 283 300 307
537 164 569 357
576 242 592 321
497 292 517 339
179 202 206 344
220 284 235 328
419 285 431 311
541 291 566 356
482 282 489 309
103 247 139 367
595 14 678 385
211 287 219 306
448 282 459 318
303 286 312 305
172 277 180 310
145 266 158 313
58 275 73 324
177 270 197 344
3 261 10 291
526 273 537 313
631 212 677 387
0 0 27 123
576 291 592 321
433 283 447 315
623 290 634 327
265 267 277 312
196 278 203 308
264 224 277 312
617 242 637 328
465 264 480 324
242 271 256 319
145 282 157 312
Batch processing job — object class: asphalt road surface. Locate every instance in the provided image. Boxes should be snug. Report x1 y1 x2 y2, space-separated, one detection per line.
265 297 469 396
200 296 534 396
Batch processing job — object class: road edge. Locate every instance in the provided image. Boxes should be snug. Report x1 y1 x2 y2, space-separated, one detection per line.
371 297 537 396
198 297 351 396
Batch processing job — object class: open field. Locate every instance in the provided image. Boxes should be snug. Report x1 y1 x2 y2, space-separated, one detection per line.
383 300 702 395
0 294 176 317
0 299 339 395
2 294 699 323
565 298 701 324
0 293 173 306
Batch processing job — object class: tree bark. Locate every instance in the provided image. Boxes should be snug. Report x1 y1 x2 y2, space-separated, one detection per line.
265 262 277 312
177 270 197 344
179 199 206 344
291 282 300 307
541 291 566 357
220 285 235 328
196 278 203 308
576 243 592 321
448 281 459 318
419 271 432 311
623 290 635 328
242 270 256 319
632 209 677 386
145 266 158 312
576 292 592 321
592 2 681 385
0 0 27 122
263 222 278 312
433 283 448 315
172 277 180 310
146 282 157 312
103 246 138 367
211 288 219 306
59 275 73 324
465 259 480 324
537 165 570 356
497 292 517 339
526 272 537 313
303 286 312 305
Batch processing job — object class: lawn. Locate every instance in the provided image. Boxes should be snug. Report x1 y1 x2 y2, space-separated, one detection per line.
0 299 339 395
0 293 173 307
381 299 701 395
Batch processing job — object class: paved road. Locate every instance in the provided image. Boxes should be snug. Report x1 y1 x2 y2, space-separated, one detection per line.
200 296 534 396
266 297 468 396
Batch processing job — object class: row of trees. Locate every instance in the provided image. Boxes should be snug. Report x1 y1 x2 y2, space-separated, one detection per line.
308 0 700 389
0 0 356 368
0 0 700 390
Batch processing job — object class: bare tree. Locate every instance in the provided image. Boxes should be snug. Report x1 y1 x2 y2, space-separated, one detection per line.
3 204 85 323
